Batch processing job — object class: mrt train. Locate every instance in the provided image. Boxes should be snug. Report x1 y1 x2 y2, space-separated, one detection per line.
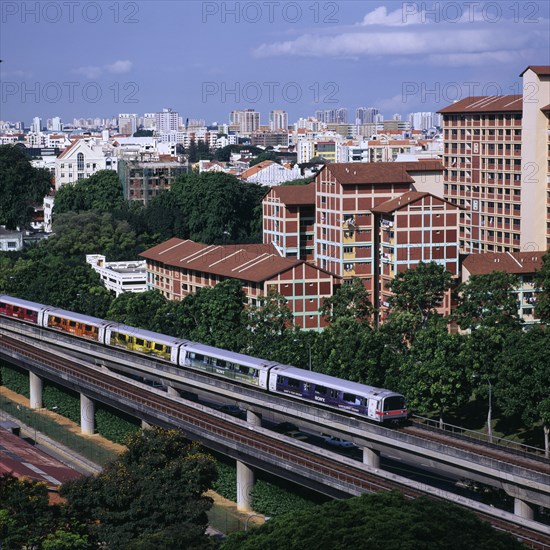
0 295 408 423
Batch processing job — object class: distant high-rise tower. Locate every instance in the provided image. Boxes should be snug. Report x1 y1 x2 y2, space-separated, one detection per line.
155 108 179 133
269 110 288 131
230 109 260 133
355 107 379 124
31 116 42 133
118 113 138 135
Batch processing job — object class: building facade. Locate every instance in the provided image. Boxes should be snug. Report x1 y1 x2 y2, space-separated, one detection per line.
139 239 338 330
439 65 550 254
86 254 147 296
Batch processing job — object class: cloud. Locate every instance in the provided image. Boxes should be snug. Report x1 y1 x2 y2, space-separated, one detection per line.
252 5 549 65
73 60 133 79
106 60 133 74
74 65 102 79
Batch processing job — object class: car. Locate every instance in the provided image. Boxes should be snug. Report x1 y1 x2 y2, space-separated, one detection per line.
273 422 299 434
324 436 356 449
217 405 245 417
286 430 308 441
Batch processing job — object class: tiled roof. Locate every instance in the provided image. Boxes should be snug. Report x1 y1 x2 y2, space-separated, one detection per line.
324 160 444 185
438 95 523 114
519 65 550 76
269 182 315 205
462 251 545 276
240 160 277 179
541 104 550 113
139 238 305 283
371 191 461 213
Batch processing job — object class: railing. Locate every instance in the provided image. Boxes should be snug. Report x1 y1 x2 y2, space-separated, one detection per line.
412 415 546 459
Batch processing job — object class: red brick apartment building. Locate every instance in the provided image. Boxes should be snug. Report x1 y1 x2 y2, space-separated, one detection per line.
439 65 550 254
139 239 338 330
263 161 461 319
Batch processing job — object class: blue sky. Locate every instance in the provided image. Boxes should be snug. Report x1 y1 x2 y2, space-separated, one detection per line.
1 1 549 126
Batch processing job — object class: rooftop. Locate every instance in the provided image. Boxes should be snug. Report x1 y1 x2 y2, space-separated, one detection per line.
438 95 523 114
371 191 462 214
462 251 545 276
267 182 315 205
140 238 307 283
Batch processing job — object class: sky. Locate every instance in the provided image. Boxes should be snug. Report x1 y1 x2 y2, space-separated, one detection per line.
1 0 549 126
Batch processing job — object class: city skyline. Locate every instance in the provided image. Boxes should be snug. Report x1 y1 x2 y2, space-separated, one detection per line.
2 1 549 122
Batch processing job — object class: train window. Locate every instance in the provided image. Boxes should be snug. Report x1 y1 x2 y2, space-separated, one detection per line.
315 385 327 395
26 309 33 315
13 306 19 312
117 333 126 342
154 343 163 351
69 321 76 327
343 393 356 403
85 325 92 331
304 383 311 391
330 390 338 399
136 339 144 346
287 378 300 389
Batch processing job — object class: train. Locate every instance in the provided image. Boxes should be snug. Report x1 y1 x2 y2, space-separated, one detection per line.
0 295 408 424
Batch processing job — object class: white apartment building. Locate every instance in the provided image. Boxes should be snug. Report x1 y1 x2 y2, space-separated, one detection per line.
155 108 179 133
55 137 117 189
269 110 288 131
86 254 147 296
230 109 260 134
118 113 138 135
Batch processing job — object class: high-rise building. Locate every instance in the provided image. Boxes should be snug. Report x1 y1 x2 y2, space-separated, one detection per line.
356 107 379 125
269 110 288 131
439 65 550 253
143 113 156 130
155 108 179 133
118 113 138 135
230 109 260 134
31 116 42 133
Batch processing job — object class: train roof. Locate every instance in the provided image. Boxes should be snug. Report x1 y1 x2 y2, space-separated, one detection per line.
182 341 279 370
0 295 53 312
107 324 187 347
46 308 112 328
270 365 401 399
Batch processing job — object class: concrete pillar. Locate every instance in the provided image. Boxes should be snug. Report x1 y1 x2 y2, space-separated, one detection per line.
514 498 535 520
29 372 42 409
362 447 380 469
80 394 95 435
246 410 262 426
236 460 255 512
167 386 179 397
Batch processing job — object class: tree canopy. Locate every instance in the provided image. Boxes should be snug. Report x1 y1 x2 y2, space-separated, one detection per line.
0 144 52 229
61 428 218 549
222 490 523 550
535 250 550 323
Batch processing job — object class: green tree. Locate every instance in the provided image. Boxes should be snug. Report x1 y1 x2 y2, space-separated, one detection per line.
388 261 453 335
106 290 171 331
222 490 522 550
54 170 125 215
133 130 154 137
454 271 521 330
187 139 199 163
177 279 248 350
535 250 550 323
244 290 295 359
281 177 314 186
393 320 470 427
0 144 52 229
320 278 373 325
61 428 217 550
497 327 550 457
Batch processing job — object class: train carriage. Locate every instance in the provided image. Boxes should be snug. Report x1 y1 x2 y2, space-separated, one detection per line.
268 365 408 423
44 308 112 342
104 324 185 363
179 342 272 389
0 295 51 325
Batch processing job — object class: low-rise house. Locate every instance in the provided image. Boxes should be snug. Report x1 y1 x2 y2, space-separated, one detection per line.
86 254 147 296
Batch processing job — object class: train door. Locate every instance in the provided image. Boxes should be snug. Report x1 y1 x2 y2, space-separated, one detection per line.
367 399 378 420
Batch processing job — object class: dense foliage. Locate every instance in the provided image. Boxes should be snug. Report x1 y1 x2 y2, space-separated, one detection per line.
222 491 523 550
61 428 218 549
0 144 52 229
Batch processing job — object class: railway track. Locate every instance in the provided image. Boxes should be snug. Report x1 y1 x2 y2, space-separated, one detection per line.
1 334 549 548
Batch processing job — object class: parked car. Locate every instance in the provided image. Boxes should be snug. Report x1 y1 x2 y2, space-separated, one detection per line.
273 422 299 434
324 436 356 449
286 430 309 441
216 404 245 417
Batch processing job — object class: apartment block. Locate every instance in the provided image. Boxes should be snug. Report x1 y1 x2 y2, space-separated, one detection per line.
263 183 315 261
439 65 550 253
139 239 338 330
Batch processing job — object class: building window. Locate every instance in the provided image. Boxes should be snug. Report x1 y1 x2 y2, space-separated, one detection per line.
77 153 84 171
